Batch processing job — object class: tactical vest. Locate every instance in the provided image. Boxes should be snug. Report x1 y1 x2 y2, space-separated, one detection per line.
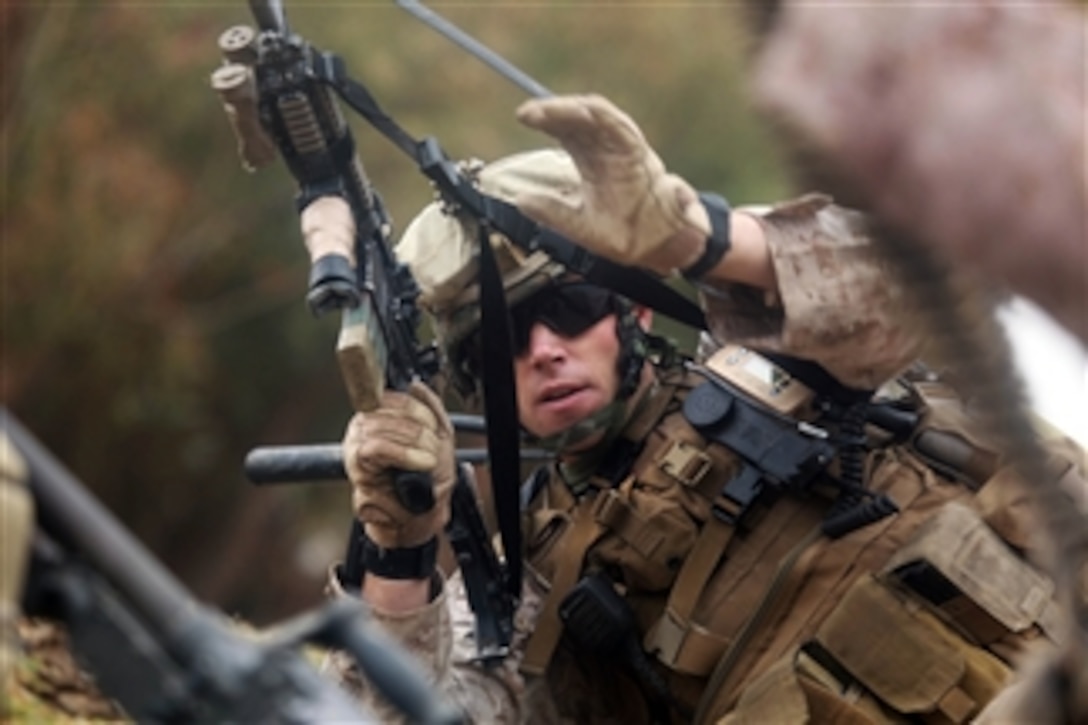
520 346 1072 724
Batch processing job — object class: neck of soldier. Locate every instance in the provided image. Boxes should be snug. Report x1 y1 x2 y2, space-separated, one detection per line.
555 363 657 465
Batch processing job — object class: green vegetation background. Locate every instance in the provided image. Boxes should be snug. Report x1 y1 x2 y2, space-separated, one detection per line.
3 1 792 624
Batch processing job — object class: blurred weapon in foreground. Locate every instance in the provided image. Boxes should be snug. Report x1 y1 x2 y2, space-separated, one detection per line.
2 408 462 723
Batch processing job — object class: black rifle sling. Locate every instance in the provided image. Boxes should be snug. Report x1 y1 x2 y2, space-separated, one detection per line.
755 349 874 405
323 46 878 405
476 223 523 600
321 49 885 540
322 58 708 333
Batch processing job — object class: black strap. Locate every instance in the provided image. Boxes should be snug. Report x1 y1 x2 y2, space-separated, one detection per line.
323 58 709 334
476 223 523 600
361 534 438 580
682 192 732 281
343 519 438 583
756 349 874 405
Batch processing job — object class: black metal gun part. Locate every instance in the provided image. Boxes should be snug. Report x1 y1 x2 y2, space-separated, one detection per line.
5 408 463 724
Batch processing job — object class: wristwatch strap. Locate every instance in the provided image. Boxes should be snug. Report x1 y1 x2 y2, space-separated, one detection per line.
681 192 732 281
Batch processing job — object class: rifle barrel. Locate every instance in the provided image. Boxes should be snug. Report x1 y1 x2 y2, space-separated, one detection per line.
249 0 288 33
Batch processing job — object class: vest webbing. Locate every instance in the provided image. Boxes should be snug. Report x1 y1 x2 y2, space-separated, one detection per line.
520 371 686 677
521 496 602 676
644 515 737 670
691 526 824 723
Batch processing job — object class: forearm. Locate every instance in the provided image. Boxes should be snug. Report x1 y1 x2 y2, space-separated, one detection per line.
695 195 923 388
324 568 454 722
326 568 544 724
674 201 777 291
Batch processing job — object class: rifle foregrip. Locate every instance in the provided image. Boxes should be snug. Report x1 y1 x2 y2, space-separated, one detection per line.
245 445 346 484
211 62 278 171
244 447 432 512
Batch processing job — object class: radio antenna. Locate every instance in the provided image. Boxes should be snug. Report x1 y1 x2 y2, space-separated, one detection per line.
395 0 553 99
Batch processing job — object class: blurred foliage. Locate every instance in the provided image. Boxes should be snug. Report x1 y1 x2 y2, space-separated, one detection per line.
2 1 791 623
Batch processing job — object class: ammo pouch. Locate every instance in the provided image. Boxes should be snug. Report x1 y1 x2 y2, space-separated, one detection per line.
722 572 1010 724
737 500 1059 724
883 501 1061 645
806 572 1009 723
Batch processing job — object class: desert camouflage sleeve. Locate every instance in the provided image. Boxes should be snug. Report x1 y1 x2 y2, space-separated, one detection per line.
322 568 559 724
699 193 924 390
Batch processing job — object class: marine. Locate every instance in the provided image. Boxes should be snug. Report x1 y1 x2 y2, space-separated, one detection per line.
324 94 1084 723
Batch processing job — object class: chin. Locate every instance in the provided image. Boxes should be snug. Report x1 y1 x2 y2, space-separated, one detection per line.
528 393 608 441
561 429 607 454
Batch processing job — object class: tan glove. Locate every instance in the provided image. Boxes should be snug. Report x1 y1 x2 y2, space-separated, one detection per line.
342 381 455 549
515 93 710 277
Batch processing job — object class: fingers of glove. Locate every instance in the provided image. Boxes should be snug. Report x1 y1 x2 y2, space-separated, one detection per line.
342 411 443 482
342 406 438 453
359 430 440 475
405 380 454 440
353 488 447 548
516 94 645 154
516 95 651 190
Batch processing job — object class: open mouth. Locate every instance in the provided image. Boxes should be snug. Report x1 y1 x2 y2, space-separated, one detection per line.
539 383 587 404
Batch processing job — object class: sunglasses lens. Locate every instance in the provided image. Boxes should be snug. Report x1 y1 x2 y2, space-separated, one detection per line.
459 284 616 374
510 284 615 355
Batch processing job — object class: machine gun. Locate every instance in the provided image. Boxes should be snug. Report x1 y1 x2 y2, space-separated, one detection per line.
210 0 531 663
2 408 462 724
211 0 440 514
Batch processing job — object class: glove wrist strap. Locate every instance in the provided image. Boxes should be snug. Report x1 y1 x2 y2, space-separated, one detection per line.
681 192 732 281
362 533 438 580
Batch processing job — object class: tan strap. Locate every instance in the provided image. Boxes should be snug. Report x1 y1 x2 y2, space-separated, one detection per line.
669 515 735 624
592 489 665 561
645 515 735 669
520 498 602 676
694 525 824 724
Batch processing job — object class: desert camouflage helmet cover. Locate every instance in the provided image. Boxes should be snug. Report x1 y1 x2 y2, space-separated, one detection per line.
394 148 577 353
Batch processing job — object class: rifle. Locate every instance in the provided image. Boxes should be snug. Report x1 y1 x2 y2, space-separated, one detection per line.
3 407 462 724
211 0 526 663
212 0 440 512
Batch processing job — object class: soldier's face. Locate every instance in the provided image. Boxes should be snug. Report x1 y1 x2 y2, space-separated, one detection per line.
509 283 649 440
514 312 622 439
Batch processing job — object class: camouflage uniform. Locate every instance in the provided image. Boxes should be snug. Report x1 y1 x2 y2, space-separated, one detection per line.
327 192 1080 722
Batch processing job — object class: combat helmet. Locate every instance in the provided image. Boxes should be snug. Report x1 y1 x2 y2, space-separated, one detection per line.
395 149 650 448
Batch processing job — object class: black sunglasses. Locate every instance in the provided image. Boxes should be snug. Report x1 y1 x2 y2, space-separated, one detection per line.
509 282 618 355
462 282 618 371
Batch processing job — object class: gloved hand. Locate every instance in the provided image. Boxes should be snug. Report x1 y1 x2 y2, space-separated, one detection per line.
515 94 711 277
342 381 455 549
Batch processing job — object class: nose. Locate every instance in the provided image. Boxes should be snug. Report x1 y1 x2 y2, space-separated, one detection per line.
522 321 567 368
